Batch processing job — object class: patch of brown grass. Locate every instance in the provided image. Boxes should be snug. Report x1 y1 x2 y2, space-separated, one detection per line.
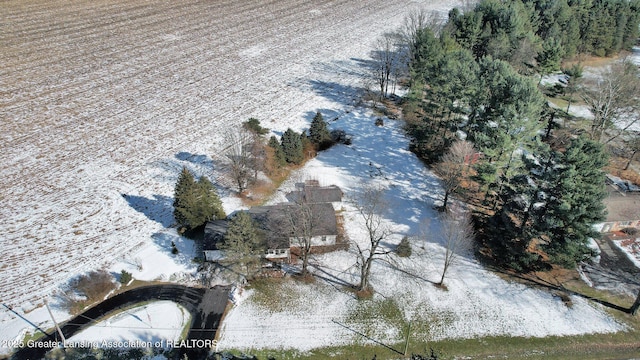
354 287 374 300
606 156 640 186
562 54 619 68
57 270 117 314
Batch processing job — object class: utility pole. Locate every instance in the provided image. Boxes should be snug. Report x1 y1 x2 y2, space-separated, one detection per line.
45 299 66 345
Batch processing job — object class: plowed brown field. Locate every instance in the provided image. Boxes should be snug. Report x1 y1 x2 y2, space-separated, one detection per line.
0 0 454 310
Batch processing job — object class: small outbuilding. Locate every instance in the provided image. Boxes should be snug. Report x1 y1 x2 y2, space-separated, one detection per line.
203 220 229 262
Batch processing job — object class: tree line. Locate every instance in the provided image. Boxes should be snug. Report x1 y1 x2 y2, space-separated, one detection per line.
389 0 640 271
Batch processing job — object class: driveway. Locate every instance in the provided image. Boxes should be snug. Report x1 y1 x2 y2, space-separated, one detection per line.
11 284 230 360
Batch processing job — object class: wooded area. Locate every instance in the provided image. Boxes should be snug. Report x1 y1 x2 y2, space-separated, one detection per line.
393 0 640 271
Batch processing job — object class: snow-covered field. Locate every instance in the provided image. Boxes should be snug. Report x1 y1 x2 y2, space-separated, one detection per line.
0 0 456 353
0 0 630 356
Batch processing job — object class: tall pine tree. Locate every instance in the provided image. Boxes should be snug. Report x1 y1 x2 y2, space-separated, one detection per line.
539 137 608 267
308 112 332 150
281 128 304 164
174 167 198 231
173 168 225 232
219 211 265 278
268 135 286 168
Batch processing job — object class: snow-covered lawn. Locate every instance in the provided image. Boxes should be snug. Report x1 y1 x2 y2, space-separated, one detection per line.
216 110 626 352
68 301 189 347
613 238 640 269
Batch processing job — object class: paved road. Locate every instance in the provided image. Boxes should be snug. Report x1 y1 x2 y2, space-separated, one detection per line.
10 284 229 360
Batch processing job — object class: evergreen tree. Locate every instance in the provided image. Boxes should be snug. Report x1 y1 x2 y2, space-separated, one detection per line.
243 117 269 136
268 135 286 168
467 57 544 196
536 37 564 81
173 167 198 231
195 176 226 223
308 112 332 150
219 212 265 278
539 138 608 267
396 236 412 257
486 172 543 271
487 138 608 269
173 168 225 232
281 128 304 164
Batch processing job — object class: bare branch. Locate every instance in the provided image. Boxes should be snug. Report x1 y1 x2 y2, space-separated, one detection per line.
351 184 393 292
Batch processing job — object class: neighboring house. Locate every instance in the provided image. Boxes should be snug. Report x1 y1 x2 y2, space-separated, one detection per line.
598 190 640 233
203 183 344 263
203 220 228 262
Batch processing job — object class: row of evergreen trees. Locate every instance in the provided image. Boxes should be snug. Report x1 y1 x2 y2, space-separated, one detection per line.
267 112 333 168
403 0 625 270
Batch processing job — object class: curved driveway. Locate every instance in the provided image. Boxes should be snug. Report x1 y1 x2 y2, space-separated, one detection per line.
11 284 230 360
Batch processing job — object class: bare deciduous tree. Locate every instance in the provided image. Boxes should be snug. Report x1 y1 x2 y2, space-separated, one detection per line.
284 201 315 277
399 8 444 64
352 184 393 293
371 32 402 99
580 60 640 143
433 140 476 210
224 129 261 193
437 209 474 286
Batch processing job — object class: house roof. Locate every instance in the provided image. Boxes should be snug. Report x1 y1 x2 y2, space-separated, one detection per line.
286 184 343 204
248 202 338 249
203 219 229 251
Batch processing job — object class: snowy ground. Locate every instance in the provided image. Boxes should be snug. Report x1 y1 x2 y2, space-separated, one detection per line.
613 238 640 269
68 301 189 347
0 0 632 356
543 48 640 126
215 111 626 352
0 0 456 354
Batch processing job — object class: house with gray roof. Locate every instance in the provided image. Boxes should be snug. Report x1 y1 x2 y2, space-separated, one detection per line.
248 202 339 262
203 183 344 263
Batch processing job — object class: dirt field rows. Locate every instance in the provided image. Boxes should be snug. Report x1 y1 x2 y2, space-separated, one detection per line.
0 0 455 310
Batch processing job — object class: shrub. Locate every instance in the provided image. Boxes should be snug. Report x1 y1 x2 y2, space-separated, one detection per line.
243 117 269 135
396 236 412 257
119 270 132 284
74 270 116 300
171 241 179 254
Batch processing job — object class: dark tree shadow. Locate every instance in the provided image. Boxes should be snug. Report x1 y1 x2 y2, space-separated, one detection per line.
176 152 214 168
123 194 174 227
491 265 634 314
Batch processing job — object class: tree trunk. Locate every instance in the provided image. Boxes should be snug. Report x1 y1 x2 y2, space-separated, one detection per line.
442 190 450 210
438 264 447 286
301 240 311 276
359 256 374 291
623 150 638 171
